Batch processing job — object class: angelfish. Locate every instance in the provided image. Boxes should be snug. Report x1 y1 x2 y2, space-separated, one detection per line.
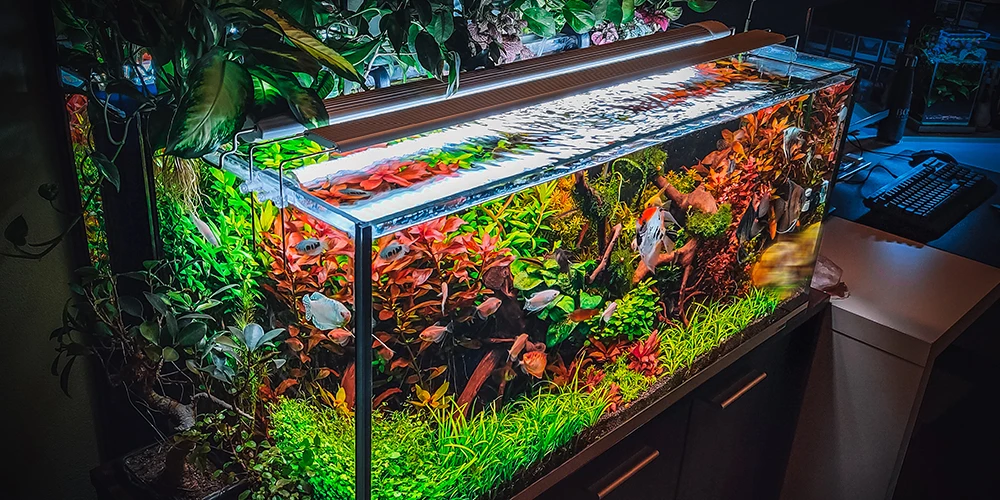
524 289 561 313
190 212 219 247
782 127 805 160
379 240 410 261
635 206 675 271
294 238 328 256
302 292 351 330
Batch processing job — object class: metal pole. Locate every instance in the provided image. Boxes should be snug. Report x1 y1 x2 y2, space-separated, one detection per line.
353 224 373 500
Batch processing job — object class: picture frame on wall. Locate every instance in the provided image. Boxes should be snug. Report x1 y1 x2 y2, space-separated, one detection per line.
829 31 857 57
807 27 831 53
959 2 986 28
934 0 962 19
856 62 876 81
882 40 903 66
856 36 883 62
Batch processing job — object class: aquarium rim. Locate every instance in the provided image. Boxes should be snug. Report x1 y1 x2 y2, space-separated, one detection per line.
305 27 783 152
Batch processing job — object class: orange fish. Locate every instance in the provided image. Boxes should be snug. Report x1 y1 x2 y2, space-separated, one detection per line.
567 308 600 322
476 297 502 319
508 333 529 361
328 328 354 346
521 351 547 379
419 322 453 343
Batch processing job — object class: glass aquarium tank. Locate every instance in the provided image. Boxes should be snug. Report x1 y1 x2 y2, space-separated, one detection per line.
74 22 855 500
912 28 989 128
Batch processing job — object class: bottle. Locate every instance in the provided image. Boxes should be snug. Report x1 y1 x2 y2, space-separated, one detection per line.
878 54 918 144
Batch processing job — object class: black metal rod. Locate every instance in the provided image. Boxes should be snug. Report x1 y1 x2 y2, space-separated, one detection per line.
353 224 373 500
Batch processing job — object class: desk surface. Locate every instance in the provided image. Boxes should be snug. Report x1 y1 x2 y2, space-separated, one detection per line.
829 136 1000 268
819 217 1000 366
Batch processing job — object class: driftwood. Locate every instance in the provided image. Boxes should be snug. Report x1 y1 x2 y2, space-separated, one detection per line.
588 223 623 284
456 349 504 416
656 177 719 214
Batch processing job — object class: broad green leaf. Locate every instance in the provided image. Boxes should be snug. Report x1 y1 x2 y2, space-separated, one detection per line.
513 271 544 291
605 0 624 25
554 295 576 314
591 0 610 23
91 151 120 191
144 292 170 315
243 323 264 351
259 328 285 350
178 321 209 347
622 0 635 23
547 320 576 347
563 0 597 33
165 49 251 158
281 0 324 28
580 291 603 310
380 10 408 54
444 51 460 97
243 30 321 78
664 6 683 20
250 67 328 128
426 7 454 44
262 9 363 84
687 0 718 13
522 7 557 38
414 30 443 76
119 296 144 318
162 346 180 362
140 320 160 345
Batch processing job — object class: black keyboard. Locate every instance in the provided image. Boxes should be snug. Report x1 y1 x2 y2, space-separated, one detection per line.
863 157 996 241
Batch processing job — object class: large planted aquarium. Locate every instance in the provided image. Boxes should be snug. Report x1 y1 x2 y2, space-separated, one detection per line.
52 9 855 500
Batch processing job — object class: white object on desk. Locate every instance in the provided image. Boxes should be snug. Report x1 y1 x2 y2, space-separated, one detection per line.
781 217 1000 500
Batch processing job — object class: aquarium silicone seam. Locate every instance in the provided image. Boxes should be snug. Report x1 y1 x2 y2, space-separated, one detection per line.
354 224 374 500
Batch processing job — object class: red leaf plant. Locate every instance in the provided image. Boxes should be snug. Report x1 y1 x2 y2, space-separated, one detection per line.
628 330 662 377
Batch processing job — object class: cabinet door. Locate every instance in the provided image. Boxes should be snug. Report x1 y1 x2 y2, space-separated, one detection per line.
539 398 691 500
676 319 820 500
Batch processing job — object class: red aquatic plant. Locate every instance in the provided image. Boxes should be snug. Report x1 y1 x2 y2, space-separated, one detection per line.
628 330 662 377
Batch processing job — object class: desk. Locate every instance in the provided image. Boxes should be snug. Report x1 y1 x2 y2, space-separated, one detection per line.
828 136 1000 268
780 217 1000 500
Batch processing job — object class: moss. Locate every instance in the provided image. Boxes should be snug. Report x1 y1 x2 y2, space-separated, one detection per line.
686 203 733 239
663 169 697 194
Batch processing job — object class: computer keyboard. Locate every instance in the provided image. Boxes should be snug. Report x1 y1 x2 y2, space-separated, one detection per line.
863 156 996 241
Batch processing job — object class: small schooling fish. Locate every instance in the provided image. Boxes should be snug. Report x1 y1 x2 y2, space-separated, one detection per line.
600 301 618 323
567 308 600 322
302 292 351 330
524 289 561 313
294 238 328 256
328 328 354 346
337 188 373 200
440 282 448 316
379 240 410 261
508 333 529 361
420 322 453 343
476 297 502 319
190 212 219 247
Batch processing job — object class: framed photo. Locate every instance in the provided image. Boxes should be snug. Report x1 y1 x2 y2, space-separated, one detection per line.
806 27 831 54
934 0 962 19
829 31 857 57
855 37 883 62
882 41 903 66
856 61 876 81
959 2 986 28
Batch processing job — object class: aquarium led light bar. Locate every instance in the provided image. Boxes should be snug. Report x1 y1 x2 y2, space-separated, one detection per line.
307 26 783 152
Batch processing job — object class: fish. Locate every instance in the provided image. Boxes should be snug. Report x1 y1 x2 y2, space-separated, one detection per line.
509 333 529 361
568 308 600 322
635 206 675 271
838 106 848 123
476 297 502 319
600 301 618 323
737 197 767 245
328 328 354 346
440 282 448 316
776 180 804 233
524 289 561 313
302 292 351 330
294 238 328 256
520 351 547 379
190 212 219 247
782 127 805 160
337 188 373 199
379 240 410 261
419 322 453 343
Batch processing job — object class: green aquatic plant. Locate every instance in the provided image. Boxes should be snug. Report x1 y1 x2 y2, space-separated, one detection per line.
268 383 609 500
599 355 656 403
664 169 698 194
602 278 659 341
658 288 780 375
685 203 733 239
511 257 602 346
465 180 560 258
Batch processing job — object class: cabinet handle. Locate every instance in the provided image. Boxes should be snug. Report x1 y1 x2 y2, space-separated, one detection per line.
590 447 660 499
718 372 767 409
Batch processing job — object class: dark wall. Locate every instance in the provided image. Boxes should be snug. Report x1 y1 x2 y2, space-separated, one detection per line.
0 2 100 499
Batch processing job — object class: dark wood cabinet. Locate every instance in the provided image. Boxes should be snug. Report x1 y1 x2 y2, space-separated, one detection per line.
675 313 822 500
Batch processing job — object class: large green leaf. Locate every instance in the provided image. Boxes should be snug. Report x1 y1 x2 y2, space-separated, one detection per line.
165 49 251 158
522 7 557 38
262 9 363 84
414 30 443 76
242 28 321 79
687 0 718 13
622 0 635 23
591 0 611 24
250 67 328 128
281 0 324 29
605 0 624 25
563 0 597 33
426 5 455 44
